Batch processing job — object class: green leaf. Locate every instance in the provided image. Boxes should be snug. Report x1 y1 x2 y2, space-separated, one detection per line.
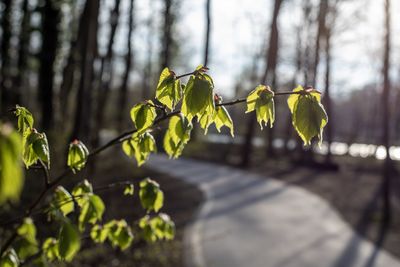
90 224 109 243
14 105 34 134
214 106 234 137
42 238 59 262
287 86 328 145
156 68 182 110
163 114 192 158
181 73 215 121
22 130 50 169
106 220 134 250
124 184 134 196
0 123 23 204
139 213 175 243
14 218 38 260
17 218 37 244
52 186 75 217
78 194 105 231
139 178 164 212
67 140 89 173
58 221 80 262
32 133 50 167
0 249 19 267
71 179 93 207
122 131 156 166
130 102 156 134
246 85 275 129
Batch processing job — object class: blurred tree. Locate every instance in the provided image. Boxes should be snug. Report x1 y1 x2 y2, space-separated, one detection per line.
38 0 60 130
161 0 173 69
0 0 13 113
71 0 100 143
59 2 81 122
92 0 122 148
381 0 392 224
16 0 31 106
241 0 284 167
204 0 211 67
142 1 155 100
117 0 136 131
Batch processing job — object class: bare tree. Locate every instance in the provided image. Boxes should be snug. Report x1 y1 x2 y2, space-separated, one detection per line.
0 0 13 113
241 0 284 167
16 0 31 106
117 0 136 131
38 0 60 130
381 0 392 224
204 0 211 67
71 0 100 143
92 0 122 148
161 0 173 69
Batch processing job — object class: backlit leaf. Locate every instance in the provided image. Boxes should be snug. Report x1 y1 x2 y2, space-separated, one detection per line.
246 85 275 129
130 102 156 134
139 178 164 212
0 123 23 204
58 221 80 262
156 68 182 110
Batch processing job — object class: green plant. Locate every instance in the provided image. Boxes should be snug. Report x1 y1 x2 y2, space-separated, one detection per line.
0 65 327 266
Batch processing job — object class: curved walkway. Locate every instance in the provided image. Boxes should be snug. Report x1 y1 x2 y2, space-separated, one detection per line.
147 155 400 267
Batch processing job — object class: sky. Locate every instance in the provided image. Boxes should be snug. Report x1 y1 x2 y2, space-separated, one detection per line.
108 0 400 99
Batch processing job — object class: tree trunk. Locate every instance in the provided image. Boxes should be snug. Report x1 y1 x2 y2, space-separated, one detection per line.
71 0 100 143
323 27 333 163
161 0 173 69
381 0 392 225
16 0 31 106
92 0 121 148
241 0 284 167
38 0 60 130
117 0 135 131
204 0 211 67
0 0 13 113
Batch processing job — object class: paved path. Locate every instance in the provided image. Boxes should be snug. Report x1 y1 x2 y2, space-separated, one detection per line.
147 155 400 267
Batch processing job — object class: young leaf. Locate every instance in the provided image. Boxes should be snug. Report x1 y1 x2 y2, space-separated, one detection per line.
139 178 164 212
246 85 275 129
14 218 39 260
124 184 134 196
71 179 93 209
78 194 105 231
181 73 215 121
22 130 50 169
90 224 109 243
67 140 89 173
122 131 156 166
139 213 175 243
287 86 328 145
130 102 156 134
58 221 80 262
106 220 134 250
52 186 75 217
163 114 192 158
14 105 34 134
156 68 182 110
214 106 234 137
42 238 59 262
0 123 23 204
0 249 19 267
